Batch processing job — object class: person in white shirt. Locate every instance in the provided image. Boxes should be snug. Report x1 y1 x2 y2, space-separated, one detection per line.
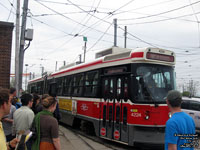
13 93 34 150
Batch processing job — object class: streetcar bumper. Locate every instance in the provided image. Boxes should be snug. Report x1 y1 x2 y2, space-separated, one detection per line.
129 126 165 147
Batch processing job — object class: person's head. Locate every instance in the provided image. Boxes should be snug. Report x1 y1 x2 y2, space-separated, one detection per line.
42 94 49 100
10 87 16 100
32 94 40 108
0 88 11 117
166 90 182 108
20 94 33 107
42 96 57 112
10 87 16 95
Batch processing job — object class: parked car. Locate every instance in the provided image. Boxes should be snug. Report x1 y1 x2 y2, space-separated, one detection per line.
181 97 200 132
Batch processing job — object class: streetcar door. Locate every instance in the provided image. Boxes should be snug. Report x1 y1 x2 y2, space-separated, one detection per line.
113 77 123 141
120 76 129 143
100 76 127 141
113 76 129 142
100 77 116 139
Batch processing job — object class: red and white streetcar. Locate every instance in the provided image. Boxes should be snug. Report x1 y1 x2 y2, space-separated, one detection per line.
28 47 176 146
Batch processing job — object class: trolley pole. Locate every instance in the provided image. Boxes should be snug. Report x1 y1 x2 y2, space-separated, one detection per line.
124 26 127 48
17 0 29 96
114 18 117 47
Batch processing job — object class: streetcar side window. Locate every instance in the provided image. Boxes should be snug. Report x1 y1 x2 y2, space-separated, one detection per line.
36 81 43 95
57 77 64 96
63 76 72 96
72 74 84 96
84 71 99 97
30 85 36 93
49 82 57 97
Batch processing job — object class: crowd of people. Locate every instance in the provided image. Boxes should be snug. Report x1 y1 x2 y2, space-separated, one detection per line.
0 87 61 150
0 86 197 150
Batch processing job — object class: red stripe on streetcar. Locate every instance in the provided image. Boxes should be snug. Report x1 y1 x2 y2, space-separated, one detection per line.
31 52 144 79
51 59 103 77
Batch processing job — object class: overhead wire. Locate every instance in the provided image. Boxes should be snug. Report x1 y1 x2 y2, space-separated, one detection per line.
6 0 15 21
29 12 114 44
118 11 200 25
188 0 200 47
114 0 176 15
65 0 135 36
33 0 116 38
65 0 97 42
0 1 14 14
110 0 135 15
87 23 113 52
78 0 102 34
28 15 74 36
31 0 200 65
118 26 157 47
118 0 200 21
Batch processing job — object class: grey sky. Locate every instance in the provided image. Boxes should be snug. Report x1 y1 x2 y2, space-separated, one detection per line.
1 0 200 94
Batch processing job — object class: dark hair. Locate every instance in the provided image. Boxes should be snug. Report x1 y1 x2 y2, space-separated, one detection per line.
42 94 49 100
32 94 40 109
167 90 182 107
42 96 57 109
20 94 33 106
10 87 16 94
0 88 9 107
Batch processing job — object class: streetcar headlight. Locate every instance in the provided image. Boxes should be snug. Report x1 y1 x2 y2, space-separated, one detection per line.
145 115 149 120
145 111 150 120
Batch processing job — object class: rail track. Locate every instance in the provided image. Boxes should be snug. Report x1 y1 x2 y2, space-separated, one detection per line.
60 123 163 150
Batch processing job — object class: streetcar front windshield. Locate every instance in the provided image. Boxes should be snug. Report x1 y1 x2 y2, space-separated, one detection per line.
134 64 176 103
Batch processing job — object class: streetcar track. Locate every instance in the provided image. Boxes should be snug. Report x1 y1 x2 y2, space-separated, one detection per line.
60 123 160 150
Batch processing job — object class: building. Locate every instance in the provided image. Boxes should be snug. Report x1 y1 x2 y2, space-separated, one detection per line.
0 21 14 88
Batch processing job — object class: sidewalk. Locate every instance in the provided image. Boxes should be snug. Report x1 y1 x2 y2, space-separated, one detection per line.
59 125 113 150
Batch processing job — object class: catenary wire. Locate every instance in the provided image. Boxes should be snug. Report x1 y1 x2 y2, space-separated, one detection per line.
118 0 200 21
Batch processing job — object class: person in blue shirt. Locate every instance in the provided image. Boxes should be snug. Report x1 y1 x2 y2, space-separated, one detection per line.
165 90 196 150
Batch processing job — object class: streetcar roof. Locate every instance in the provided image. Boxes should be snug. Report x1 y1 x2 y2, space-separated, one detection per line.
28 47 175 83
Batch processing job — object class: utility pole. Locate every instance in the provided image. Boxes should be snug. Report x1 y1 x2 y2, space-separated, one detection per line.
15 0 20 95
83 36 87 63
18 0 29 96
114 18 117 47
124 26 127 48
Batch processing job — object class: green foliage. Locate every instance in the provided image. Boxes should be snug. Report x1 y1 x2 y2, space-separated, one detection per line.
182 91 191 97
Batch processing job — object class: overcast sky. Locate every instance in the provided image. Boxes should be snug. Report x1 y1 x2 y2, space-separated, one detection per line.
1 0 200 94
